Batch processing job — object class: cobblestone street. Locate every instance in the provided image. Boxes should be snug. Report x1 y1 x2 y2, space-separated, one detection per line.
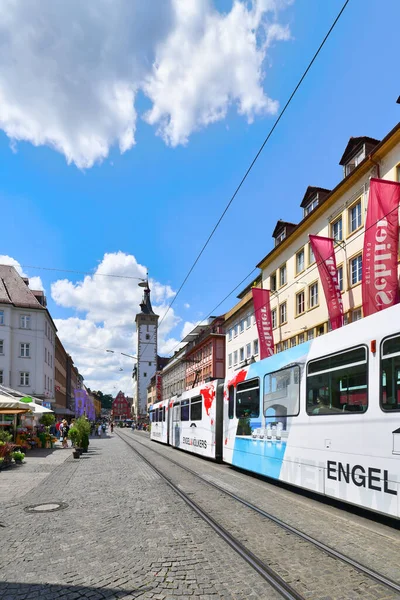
0 433 278 600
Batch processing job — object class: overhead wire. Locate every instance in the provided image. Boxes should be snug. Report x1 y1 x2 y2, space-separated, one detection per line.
156 0 351 329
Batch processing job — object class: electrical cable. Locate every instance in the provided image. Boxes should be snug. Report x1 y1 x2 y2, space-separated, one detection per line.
156 0 351 329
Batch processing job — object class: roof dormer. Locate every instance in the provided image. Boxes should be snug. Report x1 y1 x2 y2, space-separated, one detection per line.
300 186 331 217
272 220 297 247
339 136 380 178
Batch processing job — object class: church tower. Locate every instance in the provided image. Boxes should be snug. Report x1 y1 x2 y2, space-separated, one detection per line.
133 281 158 419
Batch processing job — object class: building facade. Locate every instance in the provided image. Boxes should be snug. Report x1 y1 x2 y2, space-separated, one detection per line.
55 334 68 415
160 347 187 402
132 283 158 418
112 391 132 421
224 276 261 372
184 316 225 389
0 266 56 403
255 123 400 350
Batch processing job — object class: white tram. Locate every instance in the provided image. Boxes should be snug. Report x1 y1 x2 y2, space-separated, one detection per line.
151 303 400 519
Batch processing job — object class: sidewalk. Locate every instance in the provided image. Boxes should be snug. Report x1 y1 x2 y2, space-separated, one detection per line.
0 441 72 504
0 432 269 600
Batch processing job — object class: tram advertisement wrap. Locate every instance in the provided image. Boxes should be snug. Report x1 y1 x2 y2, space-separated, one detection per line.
309 235 344 330
362 178 400 317
252 288 274 359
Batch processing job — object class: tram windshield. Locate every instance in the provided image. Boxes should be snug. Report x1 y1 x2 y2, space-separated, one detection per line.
236 378 259 418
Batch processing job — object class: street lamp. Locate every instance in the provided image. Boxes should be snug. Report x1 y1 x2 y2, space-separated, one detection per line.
106 350 139 361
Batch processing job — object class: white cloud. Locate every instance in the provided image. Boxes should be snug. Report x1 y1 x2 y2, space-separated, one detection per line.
184 303 190 309
51 252 182 393
0 255 44 292
0 0 291 167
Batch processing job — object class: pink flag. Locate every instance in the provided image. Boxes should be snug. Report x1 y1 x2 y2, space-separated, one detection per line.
252 288 274 359
309 235 344 330
362 178 400 317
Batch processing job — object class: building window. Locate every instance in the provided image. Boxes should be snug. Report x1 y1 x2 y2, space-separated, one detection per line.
304 195 318 216
234 324 238 337
350 254 362 285
397 165 400 182
331 217 343 242
20 315 30 329
143 372 147 377
276 343 281 353
45 348 47 363
290 337 296 348
0 370 3 384
349 201 361 233
279 302 287 325
338 266 343 291
246 315 251 329
270 273 277 291
233 350 238 365
239 347 244 362
275 229 286 245
240 319 245 333
282 340 288 351
228 353 232 368
20 372 30 386
271 308 277 329
317 324 325 336
309 283 318 308
307 329 315 341
279 265 287 287
253 340 259 355
229 328 233 341
309 244 315 265
0 340 3 354
20 343 30 358
296 291 305 316
0 310 4 325
145 334 150 340
246 343 251 358
298 333 305 344
296 249 305 274
352 308 362 322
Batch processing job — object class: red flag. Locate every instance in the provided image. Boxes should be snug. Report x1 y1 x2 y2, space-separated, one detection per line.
309 235 344 330
252 288 274 359
362 178 400 317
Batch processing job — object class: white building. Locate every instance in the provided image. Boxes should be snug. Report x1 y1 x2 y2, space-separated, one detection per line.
132 283 158 418
0 266 56 403
225 277 261 371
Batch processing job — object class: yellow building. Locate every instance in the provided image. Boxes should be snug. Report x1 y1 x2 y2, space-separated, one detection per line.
256 122 400 351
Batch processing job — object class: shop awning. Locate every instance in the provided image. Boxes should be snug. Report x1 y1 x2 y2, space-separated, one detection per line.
0 395 30 414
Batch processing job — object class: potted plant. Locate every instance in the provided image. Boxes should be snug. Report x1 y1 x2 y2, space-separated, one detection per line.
75 417 91 452
68 427 81 458
12 450 25 464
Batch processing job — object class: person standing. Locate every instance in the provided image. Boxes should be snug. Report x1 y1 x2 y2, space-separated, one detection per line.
110 422 114 433
98 423 102 437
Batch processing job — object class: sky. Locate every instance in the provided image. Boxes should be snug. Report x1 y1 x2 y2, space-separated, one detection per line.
1 0 399 396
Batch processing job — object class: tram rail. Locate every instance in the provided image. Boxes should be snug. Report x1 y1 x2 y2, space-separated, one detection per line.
117 429 400 600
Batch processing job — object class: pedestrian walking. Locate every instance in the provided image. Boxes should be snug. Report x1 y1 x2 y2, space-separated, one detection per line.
60 420 69 448
98 423 102 437
110 423 114 433
55 420 61 439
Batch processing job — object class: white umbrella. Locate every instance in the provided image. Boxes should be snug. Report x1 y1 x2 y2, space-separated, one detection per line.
0 394 31 413
27 402 53 415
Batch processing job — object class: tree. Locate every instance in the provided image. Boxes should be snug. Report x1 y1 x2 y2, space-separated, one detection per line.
94 390 114 410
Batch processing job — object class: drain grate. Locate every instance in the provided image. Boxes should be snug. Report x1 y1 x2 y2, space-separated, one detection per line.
24 502 68 513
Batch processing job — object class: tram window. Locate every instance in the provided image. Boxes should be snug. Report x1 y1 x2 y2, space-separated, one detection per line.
228 385 234 419
381 334 400 411
190 396 202 421
306 346 368 415
236 378 259 418
149 409 154 423
264 365 300 418
181 399 190 421
162 407 166 422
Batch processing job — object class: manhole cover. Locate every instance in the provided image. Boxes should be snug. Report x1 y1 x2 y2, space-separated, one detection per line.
24 502 68 513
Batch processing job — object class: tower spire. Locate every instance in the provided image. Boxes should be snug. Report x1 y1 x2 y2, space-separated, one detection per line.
138 274 154 315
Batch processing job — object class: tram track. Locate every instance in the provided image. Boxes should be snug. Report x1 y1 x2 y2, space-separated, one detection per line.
117 430 400 600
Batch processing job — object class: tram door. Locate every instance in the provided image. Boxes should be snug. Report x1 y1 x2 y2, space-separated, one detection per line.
172 401 180 448
215 382 224 463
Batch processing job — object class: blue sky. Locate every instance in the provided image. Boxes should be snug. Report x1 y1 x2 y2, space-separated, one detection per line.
1 0 399 392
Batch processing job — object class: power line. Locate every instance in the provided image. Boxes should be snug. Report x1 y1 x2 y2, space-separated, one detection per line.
156 0 351 329
19 264 146 281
